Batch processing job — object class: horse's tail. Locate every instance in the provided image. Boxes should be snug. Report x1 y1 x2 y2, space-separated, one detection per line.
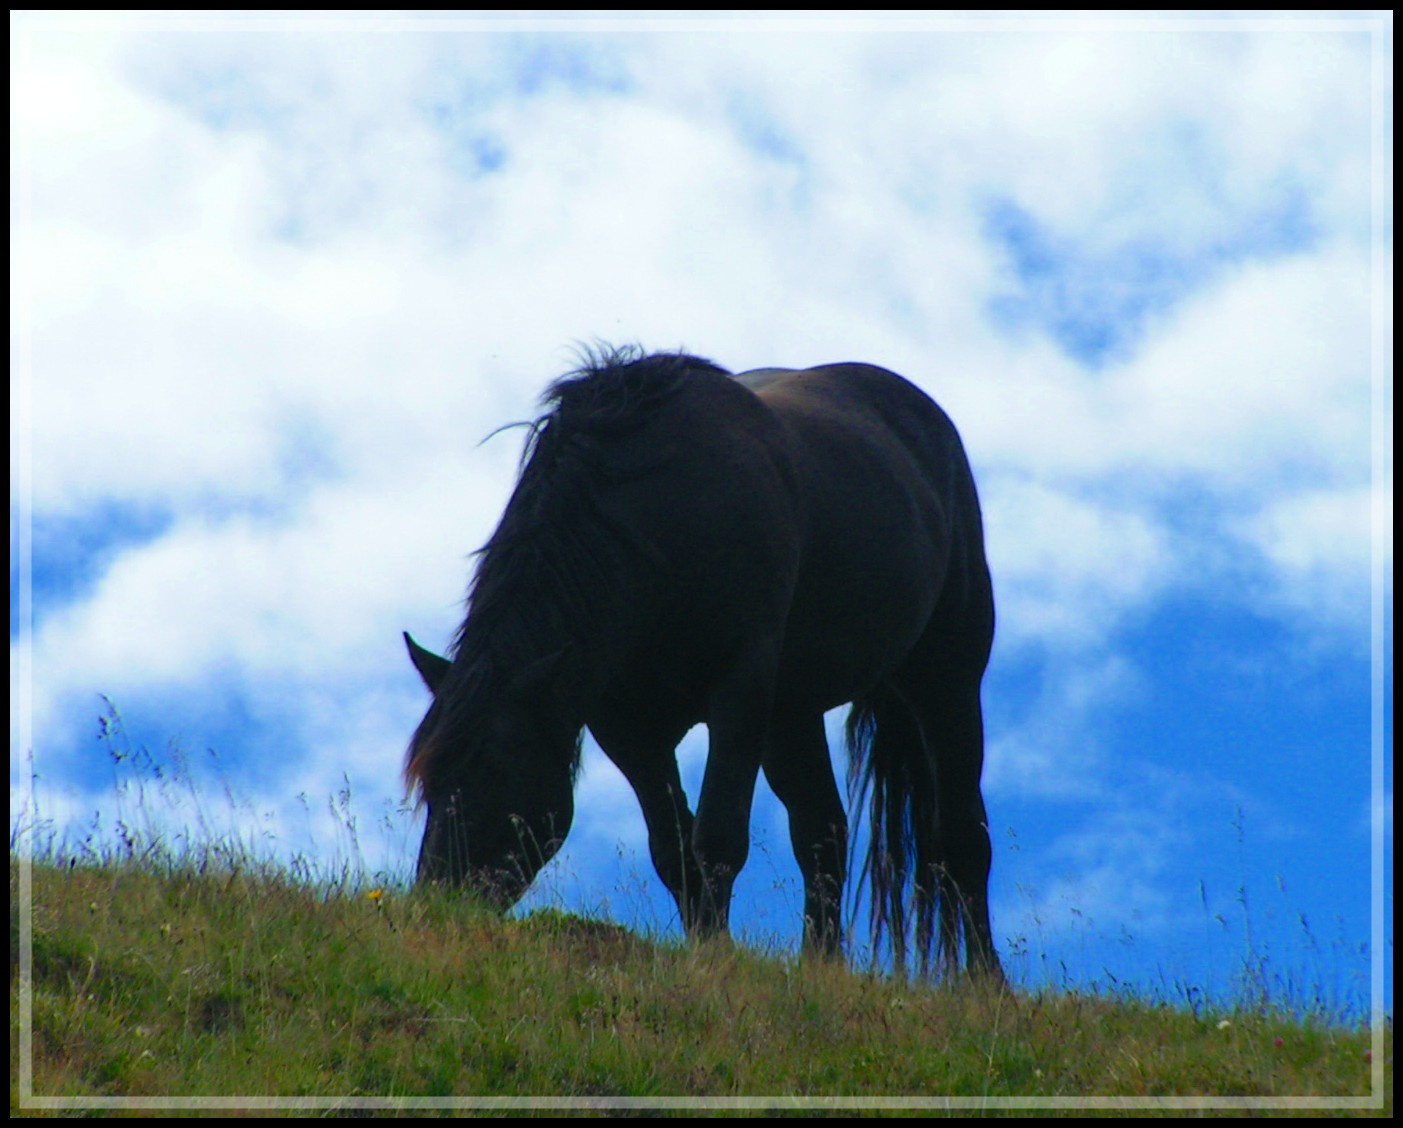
846 684 945 977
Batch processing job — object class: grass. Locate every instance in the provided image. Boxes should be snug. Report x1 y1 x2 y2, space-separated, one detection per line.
12 860 1388 1112
9 709 1392 1114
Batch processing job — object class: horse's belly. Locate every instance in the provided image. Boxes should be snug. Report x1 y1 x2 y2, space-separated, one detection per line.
776 537 946 712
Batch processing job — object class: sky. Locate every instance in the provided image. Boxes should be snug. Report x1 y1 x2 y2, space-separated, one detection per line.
11 12 1393 1020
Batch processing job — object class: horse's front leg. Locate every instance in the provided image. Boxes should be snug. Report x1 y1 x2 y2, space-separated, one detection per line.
590 725 708 935
691 642 780 940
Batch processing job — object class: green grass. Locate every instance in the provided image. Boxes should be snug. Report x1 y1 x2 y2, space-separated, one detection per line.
11 856 1389 1114
9 708 1391 1113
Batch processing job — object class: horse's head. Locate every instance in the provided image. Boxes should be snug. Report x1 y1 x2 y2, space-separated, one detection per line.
403 632 575 909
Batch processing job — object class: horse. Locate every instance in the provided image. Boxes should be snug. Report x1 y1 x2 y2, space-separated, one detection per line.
403 346 1001 978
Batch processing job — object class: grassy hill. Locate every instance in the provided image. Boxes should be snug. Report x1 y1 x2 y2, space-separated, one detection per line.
11 854 1389 1115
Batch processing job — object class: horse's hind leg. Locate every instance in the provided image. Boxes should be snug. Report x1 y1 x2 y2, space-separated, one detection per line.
900 661 1003 981
762 710 846 958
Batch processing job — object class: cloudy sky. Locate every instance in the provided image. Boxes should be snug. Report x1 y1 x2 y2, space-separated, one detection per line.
12 12 1392 1014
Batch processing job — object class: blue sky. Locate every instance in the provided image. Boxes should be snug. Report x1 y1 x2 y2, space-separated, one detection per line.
11 13 1392 1021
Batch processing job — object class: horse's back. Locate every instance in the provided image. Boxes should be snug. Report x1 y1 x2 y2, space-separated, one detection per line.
587 360 990 720
735 363 992 709
737 363 966 466
738 362 985 567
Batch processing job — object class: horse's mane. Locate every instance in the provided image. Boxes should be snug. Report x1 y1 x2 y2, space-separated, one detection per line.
405 346 731 796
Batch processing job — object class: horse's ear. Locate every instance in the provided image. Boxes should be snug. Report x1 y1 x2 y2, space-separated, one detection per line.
404 632 452 695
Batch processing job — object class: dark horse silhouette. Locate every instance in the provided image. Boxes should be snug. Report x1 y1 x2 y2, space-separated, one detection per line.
404 347 1001 978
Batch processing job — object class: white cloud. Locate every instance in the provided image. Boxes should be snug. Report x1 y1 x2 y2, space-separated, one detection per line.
1105 246 1372 487
1243 484 1376 575
982 477 1168 650
21 462 513 752
13 19 1381 967
983 652 1144 801
964 243 1373 488
1238 482 1379 631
